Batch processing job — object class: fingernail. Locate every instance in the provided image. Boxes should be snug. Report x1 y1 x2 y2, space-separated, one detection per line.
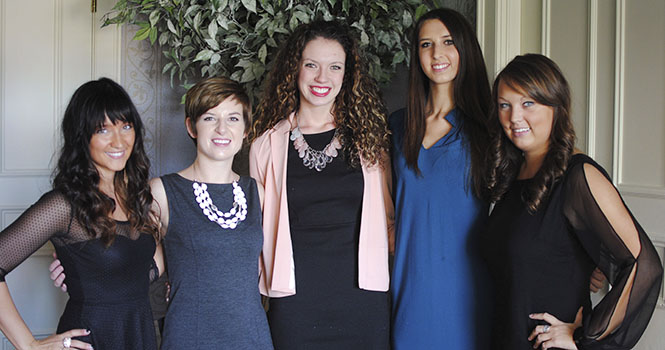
86 329 91 334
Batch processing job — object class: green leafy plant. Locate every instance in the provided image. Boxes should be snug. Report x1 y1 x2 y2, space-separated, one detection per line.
103 0 425 101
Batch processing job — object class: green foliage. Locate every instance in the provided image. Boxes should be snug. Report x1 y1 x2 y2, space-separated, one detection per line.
103 0 423 101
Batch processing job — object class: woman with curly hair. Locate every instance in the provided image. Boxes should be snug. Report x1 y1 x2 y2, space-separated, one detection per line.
482 54 662 349
389 8 492 349
0 78 162 350
249 20 393 348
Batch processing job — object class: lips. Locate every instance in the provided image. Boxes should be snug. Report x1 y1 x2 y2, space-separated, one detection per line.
310 86 331 97
512 127 531 136
212 138 231 145
105 151 126 159
432 63 450 71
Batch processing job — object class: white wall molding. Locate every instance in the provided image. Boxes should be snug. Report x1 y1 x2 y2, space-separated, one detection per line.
0 0 5 176
476 0 486 50
586 0 598 158
494 0 521 74
612 0 625 185
619 185 665 200
541 0 551 56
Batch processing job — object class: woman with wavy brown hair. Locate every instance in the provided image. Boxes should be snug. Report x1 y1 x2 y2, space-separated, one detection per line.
249 20 393 349
0 78 162 350
389 8 492 349
482 54 662 349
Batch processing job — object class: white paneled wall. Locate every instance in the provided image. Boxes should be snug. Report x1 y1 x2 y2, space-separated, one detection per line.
0 0 120 348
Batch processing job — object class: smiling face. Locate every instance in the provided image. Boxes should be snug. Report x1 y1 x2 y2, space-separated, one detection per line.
497 81 554 158
418 19 460 87
297 37 346 111
89 116 135 180
187 96 245 163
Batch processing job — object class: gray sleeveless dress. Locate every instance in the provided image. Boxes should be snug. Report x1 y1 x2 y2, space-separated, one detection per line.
160 174 273 349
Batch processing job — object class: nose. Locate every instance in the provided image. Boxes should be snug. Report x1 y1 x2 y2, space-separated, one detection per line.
314 67 327 82
433 43 444 59
110 129 124 148
509 108 523 123
215 119 227 134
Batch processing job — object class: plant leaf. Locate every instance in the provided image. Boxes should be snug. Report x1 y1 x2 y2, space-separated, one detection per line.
134 26 151 41
149 26 158 44
241 0 256 13
194 49 214 62
149 9 160 26
167 19 177 34
415 4 428 21
258 44 267 64
240 67 255 82
210 53 221 65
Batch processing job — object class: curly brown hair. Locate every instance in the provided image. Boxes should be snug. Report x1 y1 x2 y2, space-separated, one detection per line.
249 20 389 167
53 78 160 246
485 54 576 212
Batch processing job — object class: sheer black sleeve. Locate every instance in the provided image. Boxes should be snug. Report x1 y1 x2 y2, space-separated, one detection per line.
0 191 73 282
563 156 663 349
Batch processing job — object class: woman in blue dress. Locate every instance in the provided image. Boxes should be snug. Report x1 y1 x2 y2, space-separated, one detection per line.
389 8 492 349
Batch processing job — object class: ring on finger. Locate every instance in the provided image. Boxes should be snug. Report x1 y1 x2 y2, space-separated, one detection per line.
543 325 550 333
63 336 72 348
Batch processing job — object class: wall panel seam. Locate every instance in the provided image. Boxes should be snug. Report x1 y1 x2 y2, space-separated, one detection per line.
587 0 598 158
541 0 551 56
612 0 625 186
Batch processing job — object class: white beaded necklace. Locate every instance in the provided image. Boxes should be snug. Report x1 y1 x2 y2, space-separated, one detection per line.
192 180 247 229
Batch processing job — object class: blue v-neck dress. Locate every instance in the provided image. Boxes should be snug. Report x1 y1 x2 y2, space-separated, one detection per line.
389 108 492 349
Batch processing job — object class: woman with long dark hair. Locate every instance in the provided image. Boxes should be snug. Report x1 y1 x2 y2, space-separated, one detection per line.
389 8 492 349
482 54 662 349
0 78 162 349
250 20 393 349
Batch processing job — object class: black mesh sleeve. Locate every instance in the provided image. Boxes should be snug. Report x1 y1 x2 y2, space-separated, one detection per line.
0 191 72 282
563 159 663 349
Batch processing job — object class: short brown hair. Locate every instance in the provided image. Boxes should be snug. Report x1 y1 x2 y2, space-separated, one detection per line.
185 77 252 136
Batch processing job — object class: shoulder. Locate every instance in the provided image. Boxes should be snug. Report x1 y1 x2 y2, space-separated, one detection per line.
149 177 169 205
251 119 289 151
241 176 264 206
388 108 406 131
565 154 612 183
38 190 73 212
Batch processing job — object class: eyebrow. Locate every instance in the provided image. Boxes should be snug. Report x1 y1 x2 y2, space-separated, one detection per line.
302 57 345 65
419 34 452 42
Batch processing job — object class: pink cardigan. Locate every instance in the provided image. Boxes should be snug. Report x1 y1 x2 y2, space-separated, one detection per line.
249 115 394 297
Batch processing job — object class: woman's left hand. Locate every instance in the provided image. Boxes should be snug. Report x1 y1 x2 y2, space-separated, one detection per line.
527 306 583 349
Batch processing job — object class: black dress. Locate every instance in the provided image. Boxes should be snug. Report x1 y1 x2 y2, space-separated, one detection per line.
267 129 390 349
481 154 662 349
0 191 157 350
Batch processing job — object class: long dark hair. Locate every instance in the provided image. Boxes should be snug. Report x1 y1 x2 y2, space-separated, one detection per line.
486 54 576 212
402 8 491 196
53 78 159 246
250 20 389 167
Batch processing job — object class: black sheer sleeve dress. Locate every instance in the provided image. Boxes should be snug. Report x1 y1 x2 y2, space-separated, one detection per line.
0 191 157 350
481 154 662 349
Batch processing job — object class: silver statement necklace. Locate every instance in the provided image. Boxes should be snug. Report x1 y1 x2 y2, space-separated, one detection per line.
290 117 342 172
192 178 247 229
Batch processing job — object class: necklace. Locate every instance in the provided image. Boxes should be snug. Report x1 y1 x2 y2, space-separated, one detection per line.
290 124 342 172
192 180 247 229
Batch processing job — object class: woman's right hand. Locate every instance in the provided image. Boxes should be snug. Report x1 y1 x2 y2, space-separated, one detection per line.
48 252 67 292
30 329 92 350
